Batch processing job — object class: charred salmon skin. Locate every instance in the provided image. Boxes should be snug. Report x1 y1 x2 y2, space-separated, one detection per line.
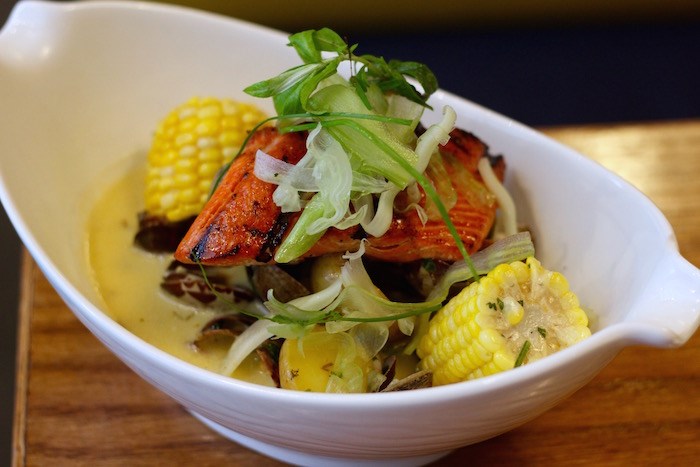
174 127 307 265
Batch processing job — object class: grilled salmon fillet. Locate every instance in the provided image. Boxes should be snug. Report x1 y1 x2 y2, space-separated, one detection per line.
174 127 308 265
175 127 504 266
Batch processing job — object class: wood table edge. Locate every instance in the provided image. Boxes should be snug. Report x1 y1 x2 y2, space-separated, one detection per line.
12 250 34 467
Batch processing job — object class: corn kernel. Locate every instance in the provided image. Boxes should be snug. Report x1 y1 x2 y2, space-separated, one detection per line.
198 162 220 178
174 172 196 188
197 105 221 120
158 177 175 191
179 145 197 159
502 296 524 325
492 351 514 371
479 329 504 353
548 272 570 296
175 158 197 172
199 147 221 163
178 188 200 203
198 179 213 193
197 137 217 149
222 147 237 159
160 192 177 210
566 307 589 327
178 117 197 133
220 130 244 147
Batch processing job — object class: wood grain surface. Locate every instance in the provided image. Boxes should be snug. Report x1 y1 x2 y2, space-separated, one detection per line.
13 120 700 466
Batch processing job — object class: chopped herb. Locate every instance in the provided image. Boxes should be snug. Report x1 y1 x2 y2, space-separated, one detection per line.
537 327 547 338
518 299 524 306
514 340 531 368
496 297 504 310
244 28 437 115
488 302 497 310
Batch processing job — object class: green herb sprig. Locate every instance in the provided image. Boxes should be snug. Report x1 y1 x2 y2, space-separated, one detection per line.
244 28 438 116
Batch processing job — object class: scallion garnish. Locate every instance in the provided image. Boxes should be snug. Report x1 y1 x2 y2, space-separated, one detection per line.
514 340 532 368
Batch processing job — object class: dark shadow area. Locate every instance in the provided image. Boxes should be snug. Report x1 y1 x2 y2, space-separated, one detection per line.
0 207 19 464
353 21 700 127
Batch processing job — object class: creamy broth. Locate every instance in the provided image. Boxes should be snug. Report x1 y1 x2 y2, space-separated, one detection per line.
86 165 275 386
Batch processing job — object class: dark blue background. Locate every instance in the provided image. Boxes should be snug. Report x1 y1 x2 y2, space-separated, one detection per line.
354 22 700 126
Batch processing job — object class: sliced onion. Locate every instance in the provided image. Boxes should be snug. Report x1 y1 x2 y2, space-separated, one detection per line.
305 129 353 234
220 319 274 376
254 150 316 189
286 278 344 311
414 105 456 174
351 322 390 360
478 157 517 238
361 186 400 237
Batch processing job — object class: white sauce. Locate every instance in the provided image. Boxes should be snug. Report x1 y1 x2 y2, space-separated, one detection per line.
86 165 274 386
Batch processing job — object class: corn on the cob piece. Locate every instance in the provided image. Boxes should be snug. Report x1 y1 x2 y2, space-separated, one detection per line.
417 257 591 386
145 97 268 221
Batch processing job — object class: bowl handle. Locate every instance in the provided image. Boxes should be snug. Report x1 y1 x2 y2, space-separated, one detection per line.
0 1 66 62
627 254 700 347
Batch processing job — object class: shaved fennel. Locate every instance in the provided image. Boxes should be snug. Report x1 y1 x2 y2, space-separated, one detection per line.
220 319 274 376
478 157 518 238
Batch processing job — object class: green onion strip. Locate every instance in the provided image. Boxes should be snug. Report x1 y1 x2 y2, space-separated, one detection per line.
514 340 532 368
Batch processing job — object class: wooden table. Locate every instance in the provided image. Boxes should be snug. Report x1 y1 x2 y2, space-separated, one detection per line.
13 120 700 466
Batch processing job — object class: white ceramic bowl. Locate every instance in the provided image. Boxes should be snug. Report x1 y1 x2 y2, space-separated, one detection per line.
1 1 699 465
